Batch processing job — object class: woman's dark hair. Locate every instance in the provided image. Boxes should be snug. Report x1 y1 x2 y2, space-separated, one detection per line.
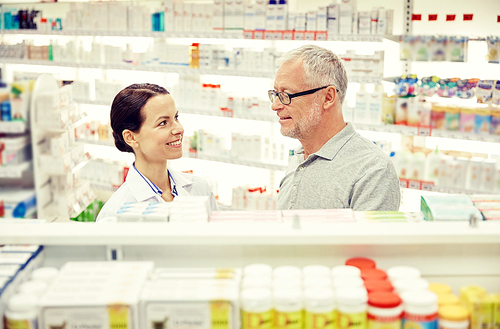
110 83 169 153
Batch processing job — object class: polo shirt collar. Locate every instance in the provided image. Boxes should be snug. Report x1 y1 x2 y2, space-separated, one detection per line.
298 122 356 161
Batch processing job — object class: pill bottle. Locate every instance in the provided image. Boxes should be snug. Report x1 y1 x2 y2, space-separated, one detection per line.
387 266 421 282
242 275 272 290
5 294 38 329
333 276 365 290
18 280 48 298
303 265 331 278
273 288 303 329
273 276 302 291
361 268 388 281
241 287 273 329
438 305 469 329
336 288 368 329
331 265 361 279
429 283 452 296
438 294 460 308
401 291 438 329
367 291 403 329
31 267 59 284
393 278 430 294
305 288 336 329
364 280 394 294
346 257 376 270
273 266 302 279
303 276 332 290
244 263 273 278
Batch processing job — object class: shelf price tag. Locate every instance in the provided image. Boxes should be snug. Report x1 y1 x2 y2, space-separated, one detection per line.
446 14 456 21
428 14 438 21
463 14 473 21
293 31 305 40
264 31 274 40
418 126 431 137
305 31 316 40
408 180 421 190
253 30 264 40
399 179 409 189
316 31 327 41
283 30 293 40
411 14 422 21
421 181 435 191
244 30 254 39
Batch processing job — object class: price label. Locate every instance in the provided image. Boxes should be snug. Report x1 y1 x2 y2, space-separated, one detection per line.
316 31 327 41
446 14 456 21
463 14 473 21
428 14 438 21
421 181 435 191
253 30 265 40
418 126 431 136
408 180 421 190
244 30 254 39
412 14 422 21
293 31 305 40
283 31 293 40
399 179 409 189
264 31 274 40
305 31 316 40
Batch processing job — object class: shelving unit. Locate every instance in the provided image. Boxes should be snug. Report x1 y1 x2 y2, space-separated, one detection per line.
0 161 31 179
0 121 28 134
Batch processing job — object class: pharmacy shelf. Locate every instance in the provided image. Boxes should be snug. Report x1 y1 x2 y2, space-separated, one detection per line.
194 154 288 171
399 179 492 195
0 161 31 178
0 29 396 42
0 220 499 245
0 121 28 133
353 123 500 143
89 181 120 192
75 138 114 147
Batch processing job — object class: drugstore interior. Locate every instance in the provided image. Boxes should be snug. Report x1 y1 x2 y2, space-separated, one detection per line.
0 0 500 328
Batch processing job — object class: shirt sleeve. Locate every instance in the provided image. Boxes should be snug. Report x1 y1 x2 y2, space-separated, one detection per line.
350 162 401 211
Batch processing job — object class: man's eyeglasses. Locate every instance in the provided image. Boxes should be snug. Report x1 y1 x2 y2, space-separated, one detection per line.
268 85 337 105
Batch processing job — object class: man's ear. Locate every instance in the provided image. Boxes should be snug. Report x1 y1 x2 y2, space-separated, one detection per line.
123 129 138 149
323 86 337 111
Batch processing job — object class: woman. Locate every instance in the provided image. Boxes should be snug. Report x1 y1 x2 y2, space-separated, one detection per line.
96 83 217 221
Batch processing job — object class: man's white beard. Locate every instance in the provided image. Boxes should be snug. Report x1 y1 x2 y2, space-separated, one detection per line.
281 102 322 140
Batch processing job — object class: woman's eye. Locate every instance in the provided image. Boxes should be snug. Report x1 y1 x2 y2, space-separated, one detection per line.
175 115 179 121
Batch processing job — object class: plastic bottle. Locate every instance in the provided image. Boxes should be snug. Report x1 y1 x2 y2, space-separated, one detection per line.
387 266 421 282
364 280 394 293
273 288 303 329
401 291 439 329
410 152 427 181
369 84 384 125
242 276 273 290
333 276 364 290
331 265 361 279
273 265 302 279
18 280 48 298
438 305 470 329
361 268 388 281
241 288 273 329
305 288 336 329
345 257 376 270
393 278 430 294
189 43 200 68
336 288 368 329
367 291 403 329
355 83 369 124
303 276 332 290
244 263 273 278
5 294 38 329
438 294 460 308
302 265 331 278
425 147 442 183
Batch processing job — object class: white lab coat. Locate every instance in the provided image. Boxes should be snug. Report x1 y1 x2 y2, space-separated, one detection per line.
96 166 217 222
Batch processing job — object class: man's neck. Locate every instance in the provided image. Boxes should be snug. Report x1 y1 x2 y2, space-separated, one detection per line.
301 120 347 159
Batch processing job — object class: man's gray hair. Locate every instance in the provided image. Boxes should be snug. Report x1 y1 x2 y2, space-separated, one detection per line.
277 44 348 106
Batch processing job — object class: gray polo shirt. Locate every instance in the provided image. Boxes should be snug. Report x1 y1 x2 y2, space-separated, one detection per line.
278 123 400 211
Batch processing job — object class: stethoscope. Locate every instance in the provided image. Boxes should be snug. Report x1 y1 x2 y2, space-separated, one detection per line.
133 164 178 198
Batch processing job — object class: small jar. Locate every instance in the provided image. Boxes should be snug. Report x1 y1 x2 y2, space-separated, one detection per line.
241 287 273 329
273 276 302 291
438 294 460 308
401 291 438 329
438 305 469 329
303 276 332 290
273 288 303 329
336 288 368 329
333 276 365 290
364 280 394 294
368 291 403 329
302 265 331 278
387 266 421 282
346 257 377 270
273 266 302 279
361 268 388 281
18 280 48 298
31 267 59 284
305 288 336 329
241 275 272 290
5 294 38 329
429 283 452 296
331 265 361 279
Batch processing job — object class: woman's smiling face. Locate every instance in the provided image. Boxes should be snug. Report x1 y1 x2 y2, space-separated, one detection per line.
132 94 184 163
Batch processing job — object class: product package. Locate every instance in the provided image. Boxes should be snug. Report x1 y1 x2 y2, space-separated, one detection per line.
421 194 482 221
477 80 495 104
474 108 491 135
460 107 476 133
486 36 499 64
447 36 468 62
430 35 447 61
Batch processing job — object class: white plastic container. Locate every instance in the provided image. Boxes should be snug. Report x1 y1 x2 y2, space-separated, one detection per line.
5 294 38 329
438 305 470 329
241 275 272 290
393 278 430 294
333 276 365 290
18 280 49 298
273 265 302 278
241 287 273 329
243 263 273 277
273 288 303 329
331 265 361 279
425 147 442 183
336 288 368 329
367 291 403 329
387 266 421 282
302 265 331 278
273 276 302 291
305 288 336 329
31 267 59 284
303 276 332 290
401 291 439 329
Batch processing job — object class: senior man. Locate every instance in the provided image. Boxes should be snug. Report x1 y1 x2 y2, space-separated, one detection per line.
270 44 400 210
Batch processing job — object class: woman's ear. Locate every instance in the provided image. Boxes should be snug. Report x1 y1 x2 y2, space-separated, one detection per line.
122 129 138 149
